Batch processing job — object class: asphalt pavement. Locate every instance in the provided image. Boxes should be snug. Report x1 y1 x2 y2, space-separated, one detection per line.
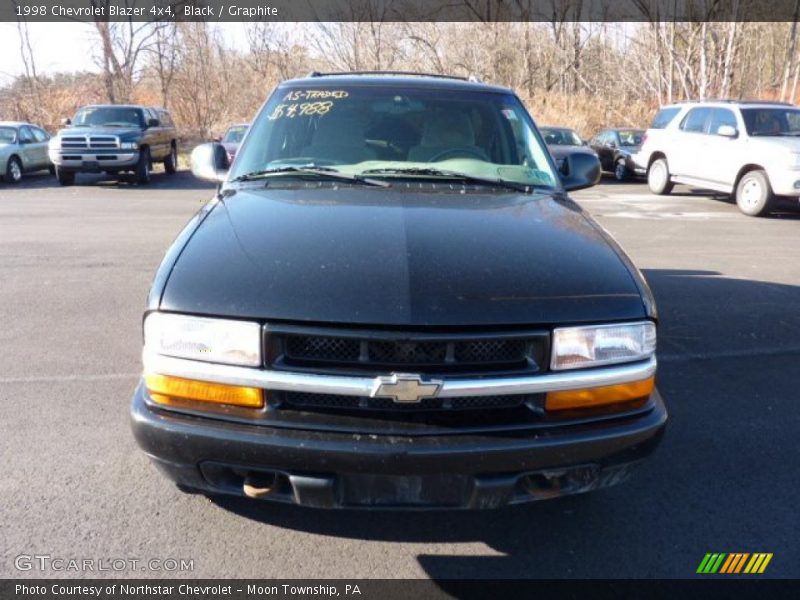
1 170 798 579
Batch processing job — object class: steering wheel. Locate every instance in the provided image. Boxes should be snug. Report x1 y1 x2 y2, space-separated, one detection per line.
428 147 487 162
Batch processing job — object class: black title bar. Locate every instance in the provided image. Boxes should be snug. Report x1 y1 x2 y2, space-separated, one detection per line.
4 0 800 23
4 579 800 600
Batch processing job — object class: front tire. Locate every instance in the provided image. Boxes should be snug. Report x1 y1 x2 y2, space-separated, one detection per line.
614 158 629 181
164 145 177 175
5 156 23 184
55 166 75 186
735 169 774 217
647 158 674 195
136 148 151 185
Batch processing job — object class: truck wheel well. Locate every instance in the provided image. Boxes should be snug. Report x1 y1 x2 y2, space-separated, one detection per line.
647 152 666 169
734 164 767 190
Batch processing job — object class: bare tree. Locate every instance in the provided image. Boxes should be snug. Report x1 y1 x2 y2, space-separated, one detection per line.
12 2 42 122
149 21 179 107
90 0 167 102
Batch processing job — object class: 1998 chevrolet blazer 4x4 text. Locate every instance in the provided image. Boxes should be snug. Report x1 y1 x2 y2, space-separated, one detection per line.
131 73 666 509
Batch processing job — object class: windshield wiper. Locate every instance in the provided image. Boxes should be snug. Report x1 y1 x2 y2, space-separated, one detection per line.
360 167 538 193
230 165 390 187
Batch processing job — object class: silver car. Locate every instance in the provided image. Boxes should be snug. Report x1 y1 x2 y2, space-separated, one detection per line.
0 121 53 184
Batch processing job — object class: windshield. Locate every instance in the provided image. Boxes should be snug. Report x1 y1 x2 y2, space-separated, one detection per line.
618 129 644 146
0 126 16 144
541 127 583 146
230 85 558 189
741 108 800 136
223 125 248 144
72 107 143 128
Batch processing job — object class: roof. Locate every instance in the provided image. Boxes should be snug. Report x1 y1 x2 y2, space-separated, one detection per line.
0 121 30 128
280 72 513 94
660 100 796 109
79 104 169 111
541 126 579 131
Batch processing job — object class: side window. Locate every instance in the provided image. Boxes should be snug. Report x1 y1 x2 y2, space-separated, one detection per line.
32 127 49 142
708 109 738 135
651 107 681 129
18 126 34 143
680 107 711 134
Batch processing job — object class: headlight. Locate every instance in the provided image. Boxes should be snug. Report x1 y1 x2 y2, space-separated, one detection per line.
120 141 139 150
48 138 60 150
551 321 656 371
144 313 261 367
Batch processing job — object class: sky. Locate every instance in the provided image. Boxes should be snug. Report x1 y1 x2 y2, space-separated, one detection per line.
0 22 250 84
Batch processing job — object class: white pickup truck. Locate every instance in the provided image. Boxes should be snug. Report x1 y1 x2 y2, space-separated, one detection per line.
633 100 800 216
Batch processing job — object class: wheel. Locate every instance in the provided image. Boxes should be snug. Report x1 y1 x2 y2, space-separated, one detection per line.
136 147 151 184
5 156 23 184
164 145 177 175
55 166 75 186
735 169 773 217
647 158 674 195
614 158 629 181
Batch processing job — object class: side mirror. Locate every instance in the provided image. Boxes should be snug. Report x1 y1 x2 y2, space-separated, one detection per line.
147 118 160 128
560 152 602 192
717 125 738 138
61 117 71 126
191 142 229 183
608 141 617 148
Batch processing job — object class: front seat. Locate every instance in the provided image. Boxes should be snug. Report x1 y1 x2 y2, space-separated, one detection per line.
407 112 490 162
301 112 377 164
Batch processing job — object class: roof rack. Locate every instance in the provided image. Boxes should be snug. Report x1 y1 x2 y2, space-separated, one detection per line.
305 70 477 82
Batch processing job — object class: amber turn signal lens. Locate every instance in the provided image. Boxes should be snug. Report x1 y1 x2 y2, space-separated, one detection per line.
545 377 655 411
144 373 264 408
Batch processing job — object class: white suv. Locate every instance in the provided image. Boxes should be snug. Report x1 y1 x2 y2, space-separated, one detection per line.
633 101 800 216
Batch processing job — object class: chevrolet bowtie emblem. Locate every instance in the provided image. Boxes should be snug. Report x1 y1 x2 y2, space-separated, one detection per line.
370 373 443 404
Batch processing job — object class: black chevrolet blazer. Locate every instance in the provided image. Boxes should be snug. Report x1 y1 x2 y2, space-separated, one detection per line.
131 73 666 509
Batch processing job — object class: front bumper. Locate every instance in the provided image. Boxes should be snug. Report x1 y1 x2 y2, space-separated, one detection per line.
130 381 667 509
49 150 139 171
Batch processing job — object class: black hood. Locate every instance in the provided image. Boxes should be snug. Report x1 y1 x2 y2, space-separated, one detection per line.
57 127 141 139
159 186 646 327
547 145 597 160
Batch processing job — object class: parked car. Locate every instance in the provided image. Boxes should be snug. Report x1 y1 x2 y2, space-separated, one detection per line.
0 121 53 183
218 123 250 162
633 100 800 216
131 72 665 509
48 105 178 186
590 128 645 181
540 126 597 173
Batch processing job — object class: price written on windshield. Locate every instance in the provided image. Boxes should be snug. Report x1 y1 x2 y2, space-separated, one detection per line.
268 101 336 120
